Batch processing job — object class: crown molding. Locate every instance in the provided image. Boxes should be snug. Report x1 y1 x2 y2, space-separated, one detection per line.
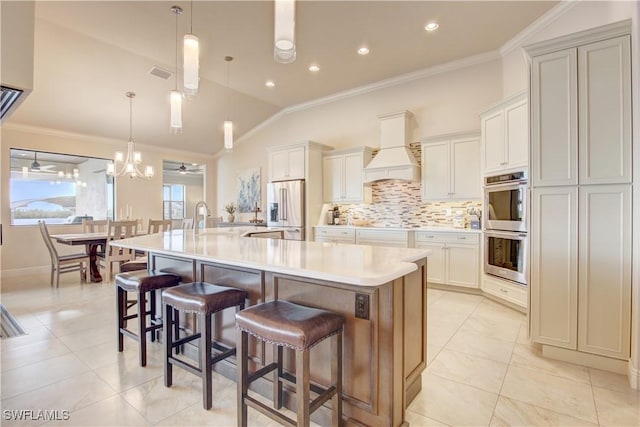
500 0 581 57
228 49 502 156
2 122 215 160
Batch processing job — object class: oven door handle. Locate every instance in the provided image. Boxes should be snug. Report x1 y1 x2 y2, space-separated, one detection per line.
485 230 527 240
484 181 528 190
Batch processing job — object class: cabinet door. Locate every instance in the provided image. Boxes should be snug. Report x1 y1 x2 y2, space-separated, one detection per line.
505 99 528 169
531 48 578 187
451 137 480 199
323 155 343 202
446 244 479 288
578 36 631 185
530 187 578 349
481 110 505 173
416 242 445 284
578 185 631 359
286 147 306 180
269 150 289 181
343 152 364 201
421 141 450 200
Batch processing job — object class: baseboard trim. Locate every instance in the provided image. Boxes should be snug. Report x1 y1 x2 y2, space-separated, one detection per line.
542 345 628 375
629 360 640 390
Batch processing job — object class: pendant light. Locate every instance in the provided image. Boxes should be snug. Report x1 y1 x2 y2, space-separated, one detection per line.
224 56 234 151
170 5 183 133
183 0 199 95
106 92 154 179
274 0 296 63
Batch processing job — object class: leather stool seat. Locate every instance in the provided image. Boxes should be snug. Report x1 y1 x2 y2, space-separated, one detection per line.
236 301 344 426
163 282 247 410
116 271 181 367
119 259 148 273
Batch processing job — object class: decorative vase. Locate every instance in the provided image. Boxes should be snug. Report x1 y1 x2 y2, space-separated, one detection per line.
227 214 235 223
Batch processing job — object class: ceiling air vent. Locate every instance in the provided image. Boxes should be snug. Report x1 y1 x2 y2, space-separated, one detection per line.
149 66 173 80
1 86 24 120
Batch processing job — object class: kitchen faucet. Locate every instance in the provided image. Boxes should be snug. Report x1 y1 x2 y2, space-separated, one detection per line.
193 201 210 235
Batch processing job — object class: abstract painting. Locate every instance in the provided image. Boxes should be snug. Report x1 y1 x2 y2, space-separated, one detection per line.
237 168 261 213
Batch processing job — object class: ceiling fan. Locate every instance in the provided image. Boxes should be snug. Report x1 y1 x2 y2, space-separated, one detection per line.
29 152 57 173
169 162 201 175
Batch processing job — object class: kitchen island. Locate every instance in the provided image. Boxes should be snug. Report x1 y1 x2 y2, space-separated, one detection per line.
111 228 429 426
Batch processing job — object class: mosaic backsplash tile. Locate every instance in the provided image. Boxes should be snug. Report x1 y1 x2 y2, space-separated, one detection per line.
330 143 482 228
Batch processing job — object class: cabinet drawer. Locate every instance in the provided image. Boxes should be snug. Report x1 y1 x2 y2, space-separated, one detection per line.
482 276 527 308
356 229 409 243
315 227 355 239
415 232 479 245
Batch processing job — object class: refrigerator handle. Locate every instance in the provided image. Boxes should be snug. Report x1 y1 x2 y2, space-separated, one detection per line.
280 188 287 221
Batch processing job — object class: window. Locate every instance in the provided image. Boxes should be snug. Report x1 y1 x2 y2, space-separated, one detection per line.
163 184 185 220
9 149 114 226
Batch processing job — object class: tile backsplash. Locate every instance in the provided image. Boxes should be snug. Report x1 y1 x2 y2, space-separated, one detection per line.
330 143 482 228
333 180 481 228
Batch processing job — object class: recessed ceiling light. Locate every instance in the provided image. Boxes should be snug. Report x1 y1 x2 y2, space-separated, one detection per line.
308 64 320 72
425 22 439 31
358 46 370 55
265 80 276 88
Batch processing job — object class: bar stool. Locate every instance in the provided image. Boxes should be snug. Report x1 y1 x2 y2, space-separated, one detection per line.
235 300 344 427
162 282 247 410
116 270 182 366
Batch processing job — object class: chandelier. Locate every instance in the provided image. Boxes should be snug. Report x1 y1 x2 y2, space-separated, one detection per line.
107 92 154 179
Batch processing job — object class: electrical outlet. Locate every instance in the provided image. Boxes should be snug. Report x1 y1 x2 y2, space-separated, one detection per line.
355 293 369 320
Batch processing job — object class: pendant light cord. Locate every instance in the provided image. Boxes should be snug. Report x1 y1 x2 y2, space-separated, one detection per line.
190 0 193 33
175 10 179 91
129 95 133 141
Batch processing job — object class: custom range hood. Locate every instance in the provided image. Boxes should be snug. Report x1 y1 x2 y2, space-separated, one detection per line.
364 110 420 183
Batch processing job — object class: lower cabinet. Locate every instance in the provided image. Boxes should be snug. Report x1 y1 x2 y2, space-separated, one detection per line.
314 227 356 244
414 231 479 289
355 229 412 248
481 274 527 309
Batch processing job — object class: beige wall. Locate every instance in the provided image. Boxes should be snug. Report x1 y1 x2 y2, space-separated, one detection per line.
162 172 205 224
1 1 34 91
0 125 215 274
216 58 503 222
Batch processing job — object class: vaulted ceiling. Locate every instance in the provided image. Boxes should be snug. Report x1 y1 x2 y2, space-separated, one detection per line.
6 1 557 155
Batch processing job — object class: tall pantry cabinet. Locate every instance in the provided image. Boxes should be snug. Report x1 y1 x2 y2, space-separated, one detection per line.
527 21 632 362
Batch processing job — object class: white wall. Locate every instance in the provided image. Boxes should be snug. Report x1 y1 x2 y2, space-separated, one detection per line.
0 124 215 274
216 58 503 221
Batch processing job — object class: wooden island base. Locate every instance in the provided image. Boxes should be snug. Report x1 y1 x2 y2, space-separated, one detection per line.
152 253 428 427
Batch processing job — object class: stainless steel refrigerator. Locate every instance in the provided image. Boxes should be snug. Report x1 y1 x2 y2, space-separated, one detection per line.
267 180 305 240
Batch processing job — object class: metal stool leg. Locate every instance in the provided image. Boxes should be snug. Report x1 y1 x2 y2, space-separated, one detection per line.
164 303 173 387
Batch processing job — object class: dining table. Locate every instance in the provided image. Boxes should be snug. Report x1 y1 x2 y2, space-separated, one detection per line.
50 232 110 282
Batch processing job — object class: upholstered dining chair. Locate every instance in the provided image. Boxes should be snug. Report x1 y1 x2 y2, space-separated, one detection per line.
97 220 138 279
38 220 90 287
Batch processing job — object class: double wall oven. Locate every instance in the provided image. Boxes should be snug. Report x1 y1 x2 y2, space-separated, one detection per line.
484 171 528 286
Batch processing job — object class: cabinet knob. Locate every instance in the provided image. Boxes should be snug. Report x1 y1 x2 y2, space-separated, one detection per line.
457 236 467 240
500 288 508 293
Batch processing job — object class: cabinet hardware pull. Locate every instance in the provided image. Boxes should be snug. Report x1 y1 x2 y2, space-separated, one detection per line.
457 236 467 240
500 288 508 293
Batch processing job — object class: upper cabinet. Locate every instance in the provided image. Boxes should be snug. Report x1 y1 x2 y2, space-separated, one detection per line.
529 33 631 187
268 145 306 181
480 91 528 175
323 147 373 203
421 131 481 201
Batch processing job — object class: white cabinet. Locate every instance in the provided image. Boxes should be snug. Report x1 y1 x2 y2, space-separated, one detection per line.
421 131 481 201
527 24 632 362
482 275 527 309
414 231 479 289
355 229 411 248
323 147 373 203
314 227 356 244
530 35 631 187
480 91 528 174
268 145 305 181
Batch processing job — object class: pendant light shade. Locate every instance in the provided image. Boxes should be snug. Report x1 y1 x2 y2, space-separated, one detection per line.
170 89 182 132
183 33 199 95
170 5 183 132
224 120 233 151
274 0 296 63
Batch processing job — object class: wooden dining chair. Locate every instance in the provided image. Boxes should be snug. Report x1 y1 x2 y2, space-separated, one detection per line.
181 218 194 230
81 219 108 233
148 219 172 234
38 221 90 287
97 220 138 279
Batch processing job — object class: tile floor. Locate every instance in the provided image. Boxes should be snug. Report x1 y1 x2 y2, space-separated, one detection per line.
1 274 638 426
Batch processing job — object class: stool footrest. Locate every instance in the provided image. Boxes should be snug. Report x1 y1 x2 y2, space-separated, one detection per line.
244 395 296 427
280 371 327 397
310 385 337 413
211 347 235 365
168 356 201 377
247 362 278 385
171 332 201 348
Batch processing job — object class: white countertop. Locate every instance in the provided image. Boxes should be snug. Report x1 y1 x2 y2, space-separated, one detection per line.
313 225 482 234
111 228 431 287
